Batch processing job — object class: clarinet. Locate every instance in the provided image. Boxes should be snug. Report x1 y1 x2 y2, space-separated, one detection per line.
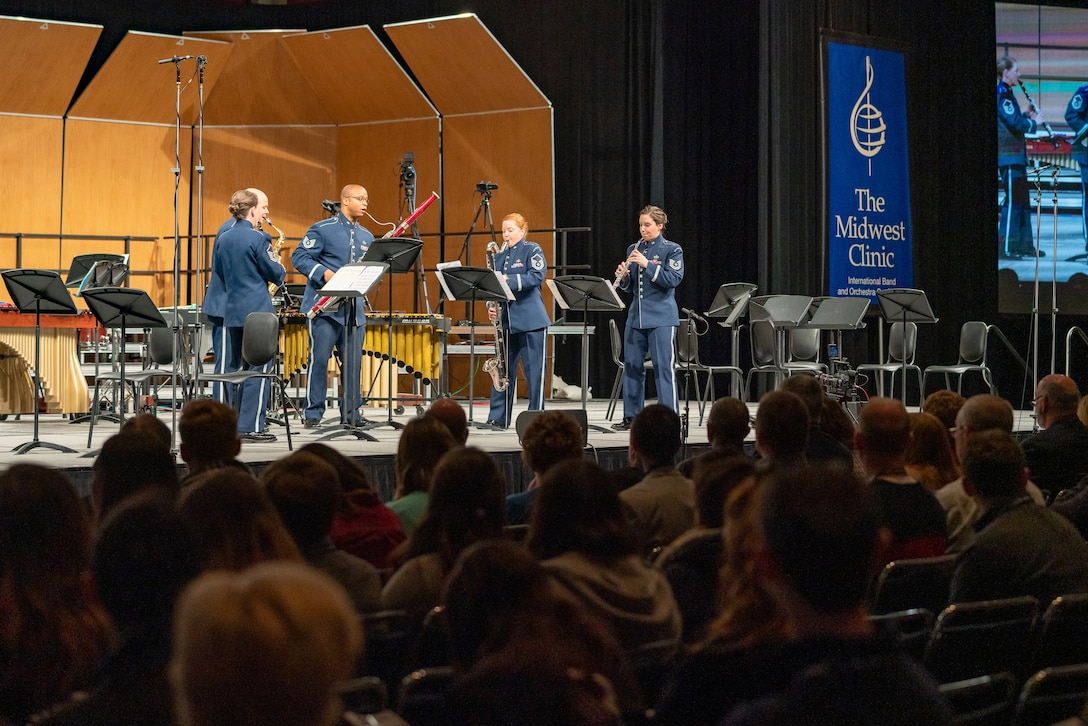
1018 81 1057 139
612 240 641 288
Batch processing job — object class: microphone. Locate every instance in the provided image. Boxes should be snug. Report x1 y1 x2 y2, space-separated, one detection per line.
1029 162 1059 175
158 55 195 64
197 55 208 65
681 307 707 324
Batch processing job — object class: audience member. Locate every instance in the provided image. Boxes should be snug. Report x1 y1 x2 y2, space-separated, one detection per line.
177 469 301 570
779 375 853 467
923 388 967 450
905 411 961 492
818 395 862 475
936 394 1046 553
426 396 470 445
677 396 751 478
665 463 949 725
91 430 179 523
657 456 757 645
856 398 947 561
442 539 642 718
619 404 695 553
178 399 249 484
528 459 682 651
950 429 1088 604
382 447 507 614
506 410 585 525
1022 373 1088 497
654 473 792 725
262 451 382 613
388 415 459 538
39 491 201 726
120 412 172 448
752 389 809 466
0 465 113 724
169 561 362 726
1079 394 1088 428
300 442 406 569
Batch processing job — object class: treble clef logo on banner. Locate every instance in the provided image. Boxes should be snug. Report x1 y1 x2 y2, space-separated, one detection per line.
849 56 886 175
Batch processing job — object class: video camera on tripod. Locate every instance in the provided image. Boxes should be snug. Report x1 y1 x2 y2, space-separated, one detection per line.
815 343 867 403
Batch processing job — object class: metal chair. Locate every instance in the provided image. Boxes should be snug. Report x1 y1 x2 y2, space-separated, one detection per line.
857 321 922 404
1014 664 1088 726
782 326 827 376
674 319 743 424
199 312 298 450
938 672 1018 726
606 317 652 421
923 321 997 396
924 596 1039 684
870 553 957 616
1030 593 1088 672
744 318 788 400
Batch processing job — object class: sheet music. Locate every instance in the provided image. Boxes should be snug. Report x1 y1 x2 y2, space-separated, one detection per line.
320 262 387 297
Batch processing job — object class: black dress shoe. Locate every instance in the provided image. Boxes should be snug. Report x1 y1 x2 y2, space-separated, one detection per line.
303 418 322 429
1018 248 1045 257
611 417 633 431
485 419 506 429
240 431 277 442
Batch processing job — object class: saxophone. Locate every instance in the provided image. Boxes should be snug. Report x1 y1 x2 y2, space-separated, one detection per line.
482 240 508 392
263 217 286 297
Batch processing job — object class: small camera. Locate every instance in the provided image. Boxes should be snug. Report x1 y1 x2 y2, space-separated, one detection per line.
321 199 340 216
476 181 499 193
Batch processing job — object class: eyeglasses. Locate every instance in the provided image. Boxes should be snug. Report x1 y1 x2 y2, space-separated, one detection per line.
948 425 963 435
345 195 368 203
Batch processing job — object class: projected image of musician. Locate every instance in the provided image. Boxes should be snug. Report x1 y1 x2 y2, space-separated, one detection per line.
291 184 374 428
997 56 1045 259
484 212 551 429
207 188 286 442
1066 82 1088 252
611 205 684 431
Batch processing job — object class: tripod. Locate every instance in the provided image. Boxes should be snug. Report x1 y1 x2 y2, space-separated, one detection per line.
398 153 434 315
456 184 501 322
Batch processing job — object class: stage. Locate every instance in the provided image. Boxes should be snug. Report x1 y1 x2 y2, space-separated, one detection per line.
0 398 1041 503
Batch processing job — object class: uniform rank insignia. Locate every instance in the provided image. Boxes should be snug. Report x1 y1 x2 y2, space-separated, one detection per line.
531 254 545 270
669 258 682 270
301 235 316 249
1002 99 1015 115
1075 95 1084 110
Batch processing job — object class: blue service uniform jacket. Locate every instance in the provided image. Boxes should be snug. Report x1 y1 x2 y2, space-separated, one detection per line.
493 240 551 333
203 217 237 321
212 219 285 327
998 81 1035 168
1066 84 1088 165
616 235 684 329
291 213 374 326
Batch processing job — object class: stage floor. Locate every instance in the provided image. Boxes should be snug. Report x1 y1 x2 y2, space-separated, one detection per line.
0 399 1041 501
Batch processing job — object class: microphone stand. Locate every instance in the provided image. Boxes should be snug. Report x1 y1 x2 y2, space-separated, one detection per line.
456 187 499 322
167 55 187 455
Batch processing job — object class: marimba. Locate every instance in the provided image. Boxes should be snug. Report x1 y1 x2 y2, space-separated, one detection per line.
0 309 95 413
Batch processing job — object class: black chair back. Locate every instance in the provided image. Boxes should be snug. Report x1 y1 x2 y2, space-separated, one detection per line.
871 554 957 615
924 596 1039 683
241 311 279 367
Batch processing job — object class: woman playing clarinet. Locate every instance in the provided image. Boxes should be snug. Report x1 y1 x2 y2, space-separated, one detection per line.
997 56 1045 259
612 205 685 431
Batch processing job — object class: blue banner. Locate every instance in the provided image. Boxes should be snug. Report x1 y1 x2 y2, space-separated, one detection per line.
826 40 913 300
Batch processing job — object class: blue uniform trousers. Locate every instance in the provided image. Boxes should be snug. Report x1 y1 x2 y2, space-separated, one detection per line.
305 314 363 421
1000 166 1034 255
623 324 677 417
225 326 273 433
488 327 547 427
207 315 230 404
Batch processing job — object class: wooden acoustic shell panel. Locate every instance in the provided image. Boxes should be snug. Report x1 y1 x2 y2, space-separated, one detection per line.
0 15 101 116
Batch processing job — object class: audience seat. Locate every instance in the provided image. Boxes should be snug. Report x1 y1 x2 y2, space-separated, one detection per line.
397 666 456 726
870 554 957 615
1030 593 1088 672
868 608 935 662
359 610 417 701
938 672 1018 726
924 596 1039 684
1014 664 1088 726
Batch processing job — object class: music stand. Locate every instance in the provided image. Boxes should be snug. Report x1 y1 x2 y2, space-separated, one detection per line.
706 282 758 397
312 261 388 443
360 238 424 431
547 275 625 433
65 253 129 288
876 288 939 405
1 269 81 454
435 265 513 428
80 287 169 440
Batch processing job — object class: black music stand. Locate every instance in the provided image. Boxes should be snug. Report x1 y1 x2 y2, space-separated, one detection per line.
706 282 758 397
548 275 625 433
435 265 513 428
360 238 424 431
80 287 169 437
1 270 81 454
876 288 938 405
65 253 128 289
311 261 388 443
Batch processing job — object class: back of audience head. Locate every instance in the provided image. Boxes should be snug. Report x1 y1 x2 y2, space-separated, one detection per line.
754 390 809 463
426 396 469 445
1034 373 1080 425
261 451 341 549
120 412 172 448
396 414 458 498
178 469 300 570
92 430 178 521
170 561 361 726
528 458 635 561
855 397 910 463
961 429 1027 500
760 462 885 616
954 394 1015 460
0 464 113 720
93 489 201 632
706 397 750 450
406 447 506 567
693 456 757 529
923 389 967 433
178 399 240 472
521 411 584 476
630 403 682 469
905 411 960 490
779 374 825 424
818 396 856 452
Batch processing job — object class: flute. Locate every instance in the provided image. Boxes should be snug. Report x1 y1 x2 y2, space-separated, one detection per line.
1018 81 1057 139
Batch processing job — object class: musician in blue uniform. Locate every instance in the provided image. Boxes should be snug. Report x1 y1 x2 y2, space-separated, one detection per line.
291 184 374 428
210 188 285 442
485 212 552 429
1066 82 1088 251
997 56 1045 259
204 214 237 405
612 205 684 431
